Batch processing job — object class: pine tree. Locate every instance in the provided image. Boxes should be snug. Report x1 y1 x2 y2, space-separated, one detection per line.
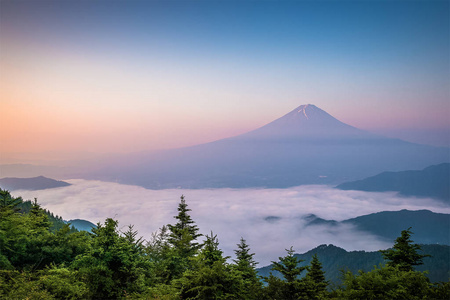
178 232 238 299
72 218 147 298
272 247 306 283
233 237 263 299
167 195 202 256
380 227 430 271
265 247 306 300
199 231 227 265
0 189 22 214
234 237 257 269
164 195 202 280
303 254 328 299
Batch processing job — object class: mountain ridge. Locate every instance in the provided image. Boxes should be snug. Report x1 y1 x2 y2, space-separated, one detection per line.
0 176 71 191
256 243 450 285
336 163 450 202
302 209 449 245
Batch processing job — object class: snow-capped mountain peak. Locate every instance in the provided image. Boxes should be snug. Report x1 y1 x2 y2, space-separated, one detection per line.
236 104 368 140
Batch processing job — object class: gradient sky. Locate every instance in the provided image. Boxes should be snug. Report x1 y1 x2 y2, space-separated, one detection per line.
1 0 449 161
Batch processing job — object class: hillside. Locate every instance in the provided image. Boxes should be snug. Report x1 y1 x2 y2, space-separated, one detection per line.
303 209 449 245
336 163 450 202
67 219 96 232
257 244 450 285
0 176 71 191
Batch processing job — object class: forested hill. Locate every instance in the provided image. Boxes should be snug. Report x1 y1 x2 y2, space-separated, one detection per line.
304 209 449 245
16 199 95 233
336 163 450 202
66 219 96 232
257 244 450 285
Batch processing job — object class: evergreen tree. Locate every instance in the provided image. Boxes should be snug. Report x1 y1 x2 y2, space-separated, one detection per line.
72 218 147 298
29 198 52 229
167 195 202 252
178 232 239 299
0 189 22 214
265 247 306 300
232 237 263 300
380 227 429 271
303 254 328 299
200 231 226 266
337 265 432 299
234 237 257 269
272 247 306 283
165 195 202 279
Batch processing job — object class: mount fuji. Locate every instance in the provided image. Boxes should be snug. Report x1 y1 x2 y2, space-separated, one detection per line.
88 104 449 189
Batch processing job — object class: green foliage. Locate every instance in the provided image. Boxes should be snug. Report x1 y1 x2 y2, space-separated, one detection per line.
177 232 240 299
0 190 448 299
146 225 175 283
0 270 55 300
231 237 263 300
167 195 202 255
164 195 203 280
234 237 257 269
0 190 89 272
0 189 22 213
36 266 89 299
265 247 307 300
272 246 306 283
429 281 450 299
334 228 448 300
380 227 430 271
303 254 328 299
72 218 148 299
337 265 432 299
0 267 89 299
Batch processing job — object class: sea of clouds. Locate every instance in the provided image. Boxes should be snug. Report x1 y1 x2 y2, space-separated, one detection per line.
12 180 450 266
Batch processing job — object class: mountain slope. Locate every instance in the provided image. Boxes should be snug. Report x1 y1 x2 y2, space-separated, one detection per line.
336 163 450 202
342 210 450 244
257 244 450 285
0 176 71 191
83 105 450 188
303 209 449 245
67 219 96 232
236 104 372 141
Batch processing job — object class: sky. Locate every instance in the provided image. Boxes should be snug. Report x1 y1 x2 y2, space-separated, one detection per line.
11 181 450 265
1 0 449 161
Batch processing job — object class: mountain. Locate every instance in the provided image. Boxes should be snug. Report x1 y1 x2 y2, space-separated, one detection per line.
257 244 450 285
303 209 449 245
236 104 371 141
8 105 447 189
0 176 71 191
336 163 450 203
67 219 96 232
90 104 448 188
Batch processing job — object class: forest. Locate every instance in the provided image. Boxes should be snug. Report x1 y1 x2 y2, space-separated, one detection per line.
1 189 449 299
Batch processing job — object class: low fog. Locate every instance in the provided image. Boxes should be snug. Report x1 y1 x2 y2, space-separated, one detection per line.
12 180 450 266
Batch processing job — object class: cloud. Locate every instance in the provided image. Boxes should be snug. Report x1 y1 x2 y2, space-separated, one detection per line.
12 181 450 266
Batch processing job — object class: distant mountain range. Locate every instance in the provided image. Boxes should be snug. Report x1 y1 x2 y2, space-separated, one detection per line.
257 244 449 285
83 104 449 189
0 176 71 191
302 209 449 245
336 163 450 203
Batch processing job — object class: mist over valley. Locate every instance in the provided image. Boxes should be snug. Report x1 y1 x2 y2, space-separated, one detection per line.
10 180 449 266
